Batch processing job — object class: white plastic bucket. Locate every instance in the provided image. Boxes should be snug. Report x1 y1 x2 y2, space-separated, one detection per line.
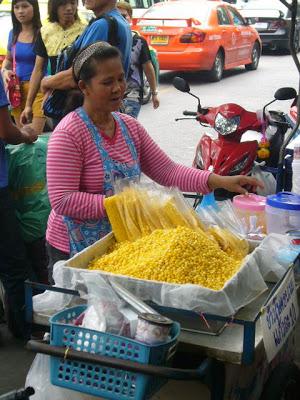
266 192 300 234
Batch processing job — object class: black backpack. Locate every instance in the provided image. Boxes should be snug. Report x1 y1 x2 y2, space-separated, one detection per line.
43 15 119 120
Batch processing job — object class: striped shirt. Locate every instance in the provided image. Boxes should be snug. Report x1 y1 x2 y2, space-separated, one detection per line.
46 111 212 253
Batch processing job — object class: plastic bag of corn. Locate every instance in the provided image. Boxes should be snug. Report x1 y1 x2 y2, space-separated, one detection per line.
104 179 205 243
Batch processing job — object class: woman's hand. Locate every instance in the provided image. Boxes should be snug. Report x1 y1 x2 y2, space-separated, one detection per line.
20 106 33 125
20 125 38 144
152 93 160 109
208 173 264 194
2 69 15 86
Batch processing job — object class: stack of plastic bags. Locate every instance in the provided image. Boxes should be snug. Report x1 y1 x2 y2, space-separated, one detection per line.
104 179 204 243
104 178 249 260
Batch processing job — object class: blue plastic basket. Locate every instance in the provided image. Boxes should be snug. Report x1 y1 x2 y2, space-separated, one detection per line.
50 306 180 400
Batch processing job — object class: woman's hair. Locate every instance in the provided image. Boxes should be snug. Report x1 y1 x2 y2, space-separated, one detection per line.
48 0 78 23
117 1 133 18
64 41 121 113
11 0 41 44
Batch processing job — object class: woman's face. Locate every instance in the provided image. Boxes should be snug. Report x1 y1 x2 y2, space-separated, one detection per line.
80 57 126 113
57 0 77 26
13 1 34 25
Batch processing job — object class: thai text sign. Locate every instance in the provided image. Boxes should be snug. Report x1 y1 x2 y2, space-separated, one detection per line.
261 268 299 362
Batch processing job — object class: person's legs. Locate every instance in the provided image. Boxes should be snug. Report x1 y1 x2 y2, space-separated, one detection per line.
46 242 69 285
25 237 49 285
31 89 46 134
123 98 142 119
0 187 33 339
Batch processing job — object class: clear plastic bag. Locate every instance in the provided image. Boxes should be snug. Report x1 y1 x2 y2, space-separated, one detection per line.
25 353 98 400
251 162 276 196
80 272 129 336
196 198 249 259
104 175 205 243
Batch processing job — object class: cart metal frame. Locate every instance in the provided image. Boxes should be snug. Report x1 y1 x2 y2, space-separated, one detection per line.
25 263 300 400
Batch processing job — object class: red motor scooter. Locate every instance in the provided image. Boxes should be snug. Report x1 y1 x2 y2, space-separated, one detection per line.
173 77 297 199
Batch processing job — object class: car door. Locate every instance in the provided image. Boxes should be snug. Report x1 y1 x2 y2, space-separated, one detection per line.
216 6 237 64
227 6 252 62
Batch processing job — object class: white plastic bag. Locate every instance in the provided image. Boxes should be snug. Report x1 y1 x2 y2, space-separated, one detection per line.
253 233 292 282
25 353 98 400
251 163 276 196
80 273 129 335
33 261 84 314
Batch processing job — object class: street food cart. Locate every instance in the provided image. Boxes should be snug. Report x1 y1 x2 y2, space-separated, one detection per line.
25 232 300 400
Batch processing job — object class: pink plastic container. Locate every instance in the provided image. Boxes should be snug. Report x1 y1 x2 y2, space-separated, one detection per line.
233 194 267 234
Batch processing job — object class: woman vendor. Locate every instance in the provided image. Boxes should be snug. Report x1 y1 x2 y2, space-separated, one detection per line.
46 41 262 282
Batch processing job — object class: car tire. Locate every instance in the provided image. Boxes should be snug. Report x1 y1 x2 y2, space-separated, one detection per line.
245 42 260 70
260 363 300 400
141 75 152 105
207 51 224 82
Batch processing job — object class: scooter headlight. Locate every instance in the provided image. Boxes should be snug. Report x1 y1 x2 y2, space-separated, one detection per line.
229 155 250 176
214 113 240 135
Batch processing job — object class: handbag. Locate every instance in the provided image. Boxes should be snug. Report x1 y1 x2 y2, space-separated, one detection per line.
7 45 21 108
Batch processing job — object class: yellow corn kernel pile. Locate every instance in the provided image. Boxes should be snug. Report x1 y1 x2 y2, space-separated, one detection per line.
88 226 241 291
104 187 204 243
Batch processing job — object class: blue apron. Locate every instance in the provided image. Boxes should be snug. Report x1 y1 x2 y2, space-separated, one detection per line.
64 107 141 256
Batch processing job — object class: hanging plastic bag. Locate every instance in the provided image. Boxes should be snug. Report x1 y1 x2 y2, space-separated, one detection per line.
25 352 98 400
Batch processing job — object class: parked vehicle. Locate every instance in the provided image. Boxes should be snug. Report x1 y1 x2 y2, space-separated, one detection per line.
240 0 300 52
132 0 262 81
173 76 297 198
128 0 167 18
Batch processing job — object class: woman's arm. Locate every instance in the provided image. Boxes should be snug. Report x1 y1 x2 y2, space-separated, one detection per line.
47 129 106 220
1 51 14 86
0 106 37 144
41 68 76 92
143 61 159 109
137 123 262 194
20 56 46 124
137 123 212 193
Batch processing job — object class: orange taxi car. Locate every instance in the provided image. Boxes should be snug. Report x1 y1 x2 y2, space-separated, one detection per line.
132 0 262 81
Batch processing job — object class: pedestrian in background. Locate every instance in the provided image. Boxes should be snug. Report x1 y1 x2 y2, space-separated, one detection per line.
117 1 159 118
40 0 132 98
0 74 37 339
1 0 46 134
20 0 86 127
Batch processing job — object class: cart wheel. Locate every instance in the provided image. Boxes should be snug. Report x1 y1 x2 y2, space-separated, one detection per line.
260 362 300 400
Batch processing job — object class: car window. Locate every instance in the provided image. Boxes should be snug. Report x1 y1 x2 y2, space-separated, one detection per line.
242 0 289 17
141 2 209 22
217 7 231 25
227 7 246 26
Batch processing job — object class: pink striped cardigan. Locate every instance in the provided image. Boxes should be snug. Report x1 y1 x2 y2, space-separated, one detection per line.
46 111 212 253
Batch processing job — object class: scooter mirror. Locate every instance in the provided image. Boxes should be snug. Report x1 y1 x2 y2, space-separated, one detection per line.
173 77 190 93
274 87 297 101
